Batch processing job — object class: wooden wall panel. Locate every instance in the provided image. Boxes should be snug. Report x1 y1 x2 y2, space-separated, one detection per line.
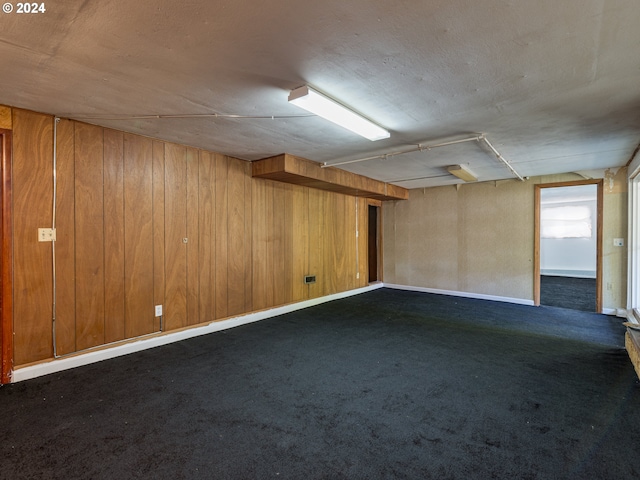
123 134 155 338
186 148 200 325
164 143 187 331
152 141 165 332
198 151 215 323
243 161 253 313
215 154 229 319
10 110 372 367
104 129 126 343
251 179 273 310
272 183 287 306
54 119 77 355
12 110 53 364
307 188 325 299
227 157 246 316
74 123 106 350
290 185 309 303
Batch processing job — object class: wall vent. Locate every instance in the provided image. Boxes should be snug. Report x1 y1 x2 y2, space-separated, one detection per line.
304 275 316 284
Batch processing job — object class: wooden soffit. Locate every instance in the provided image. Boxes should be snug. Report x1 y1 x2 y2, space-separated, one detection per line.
252 153 408 201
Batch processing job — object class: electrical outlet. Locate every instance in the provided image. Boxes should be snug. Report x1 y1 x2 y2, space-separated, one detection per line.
38 228 56 242
155 305 163 317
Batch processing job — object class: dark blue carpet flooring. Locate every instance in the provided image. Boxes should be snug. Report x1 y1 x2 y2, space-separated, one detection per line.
1 288 637 479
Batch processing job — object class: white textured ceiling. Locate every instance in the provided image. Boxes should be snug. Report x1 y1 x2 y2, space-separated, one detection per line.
1 0 639 188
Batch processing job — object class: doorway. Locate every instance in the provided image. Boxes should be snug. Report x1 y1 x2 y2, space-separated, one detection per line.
534 180 603 312
368 204 381 283
0 129 12 384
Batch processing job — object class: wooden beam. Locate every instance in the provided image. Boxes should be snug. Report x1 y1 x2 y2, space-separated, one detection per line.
252 153 408 201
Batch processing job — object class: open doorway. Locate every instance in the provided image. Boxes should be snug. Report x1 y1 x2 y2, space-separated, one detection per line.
368 203 381 283
534 180 603 312
0 128 12 384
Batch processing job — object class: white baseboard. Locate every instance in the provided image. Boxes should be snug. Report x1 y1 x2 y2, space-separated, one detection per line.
11 283 384 383
383 283 535 306
540 269 596 279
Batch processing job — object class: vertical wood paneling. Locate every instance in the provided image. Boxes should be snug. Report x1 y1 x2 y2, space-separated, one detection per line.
74 123 105 350
251 179 271 310
1 129 13 383
243 161 253 313
198 151 215 323
152 141 165 332
290 185 309 303
186 148 200 325
227 157 246 315
307 188 325 299
123 134 155 338
215 154 229 319
283 184 294 305
272 183 286 306
11 110 374 367
12 110 53 364
164 143 187 330
104 129 125 343
54 119 76 355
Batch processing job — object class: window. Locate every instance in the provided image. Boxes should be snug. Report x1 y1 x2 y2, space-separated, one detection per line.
541 205 592 239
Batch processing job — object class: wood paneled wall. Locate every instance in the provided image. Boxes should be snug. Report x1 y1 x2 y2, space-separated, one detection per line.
10 109 369 366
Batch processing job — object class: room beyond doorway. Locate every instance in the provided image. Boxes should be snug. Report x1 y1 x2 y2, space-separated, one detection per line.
368 204 380 283
534 181 603 312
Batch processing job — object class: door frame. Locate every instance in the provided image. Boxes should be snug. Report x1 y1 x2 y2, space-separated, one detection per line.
1 129 12 384
367 200 382 283
534 179 603 312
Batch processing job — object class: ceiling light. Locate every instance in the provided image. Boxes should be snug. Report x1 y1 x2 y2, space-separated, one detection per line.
447 164 478 182
288 85 390 141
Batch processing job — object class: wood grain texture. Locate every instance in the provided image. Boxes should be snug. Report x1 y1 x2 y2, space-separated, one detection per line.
290 184 309 303
252 153 408 200
54 119 77 355
307 188 325 299
0 106 11 130
152 141 165 332
1 130 13 383
272 182 286 306
104 129 126 343
198 151 215 323
164 142 187 331
227 157 246 315
186 148 200 325
10 113 372 367
123 134 155 338
12 110 53 364
243 161 253 313
215 154 229 319
74 123 106 350
251 178 272 310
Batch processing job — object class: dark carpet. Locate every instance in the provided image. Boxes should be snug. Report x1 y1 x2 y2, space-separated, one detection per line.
1 288 638 480
540 275 596 312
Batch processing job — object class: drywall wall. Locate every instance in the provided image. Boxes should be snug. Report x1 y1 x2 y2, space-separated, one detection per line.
384 171 627 311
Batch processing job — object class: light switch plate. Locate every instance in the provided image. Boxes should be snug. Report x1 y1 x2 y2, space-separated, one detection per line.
38 228 56 242
155 305 163 317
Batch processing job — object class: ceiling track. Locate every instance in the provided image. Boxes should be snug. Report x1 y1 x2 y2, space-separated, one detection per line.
322 134 524 182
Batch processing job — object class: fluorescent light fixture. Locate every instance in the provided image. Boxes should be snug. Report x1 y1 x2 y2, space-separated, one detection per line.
447 164 478 182
288 85 390 141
